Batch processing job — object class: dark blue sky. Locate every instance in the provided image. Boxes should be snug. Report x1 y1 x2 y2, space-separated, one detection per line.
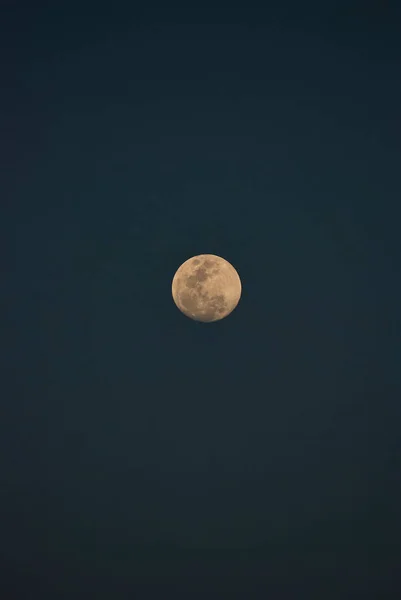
3 2 401 598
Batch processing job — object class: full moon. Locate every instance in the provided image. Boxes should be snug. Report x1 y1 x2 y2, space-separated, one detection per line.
172 254 242 322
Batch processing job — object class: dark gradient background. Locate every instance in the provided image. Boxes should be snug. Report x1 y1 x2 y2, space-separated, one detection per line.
2 1 401 598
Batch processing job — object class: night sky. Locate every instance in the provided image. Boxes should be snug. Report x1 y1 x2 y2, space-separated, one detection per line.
3 2 401 598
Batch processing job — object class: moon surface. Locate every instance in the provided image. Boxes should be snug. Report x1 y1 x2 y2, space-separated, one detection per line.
172 254 242 322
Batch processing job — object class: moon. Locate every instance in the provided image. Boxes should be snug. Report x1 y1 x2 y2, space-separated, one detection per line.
172 254 242 322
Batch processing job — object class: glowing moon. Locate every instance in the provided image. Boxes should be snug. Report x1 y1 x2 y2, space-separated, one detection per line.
172 254 242 322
